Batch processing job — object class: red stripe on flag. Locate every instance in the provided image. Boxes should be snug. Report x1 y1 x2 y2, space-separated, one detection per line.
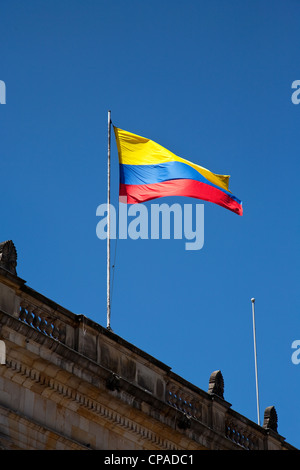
119 179 243 216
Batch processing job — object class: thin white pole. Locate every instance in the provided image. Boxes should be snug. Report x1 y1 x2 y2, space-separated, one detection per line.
251 298 260 425
107 110 111 330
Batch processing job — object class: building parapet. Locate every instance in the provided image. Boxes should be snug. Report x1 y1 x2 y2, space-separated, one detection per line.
0 240 296 450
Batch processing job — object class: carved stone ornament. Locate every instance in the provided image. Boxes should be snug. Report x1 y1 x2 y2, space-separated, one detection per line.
177 413 191 430
106 373 121 392
263 406 278 433
208 370 224 399
0 240 17 275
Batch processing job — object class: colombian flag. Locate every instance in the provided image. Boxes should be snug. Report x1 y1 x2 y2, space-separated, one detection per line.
114 127 243 216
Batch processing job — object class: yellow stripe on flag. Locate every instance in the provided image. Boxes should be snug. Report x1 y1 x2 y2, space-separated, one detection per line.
114 127 230 192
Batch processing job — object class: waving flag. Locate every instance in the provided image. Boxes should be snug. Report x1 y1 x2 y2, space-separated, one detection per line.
114 127 243 216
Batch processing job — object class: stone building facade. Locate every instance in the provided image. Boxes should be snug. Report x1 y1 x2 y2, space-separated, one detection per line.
0 240 296 450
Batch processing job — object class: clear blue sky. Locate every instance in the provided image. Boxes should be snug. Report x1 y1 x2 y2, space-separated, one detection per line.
1 0 299 448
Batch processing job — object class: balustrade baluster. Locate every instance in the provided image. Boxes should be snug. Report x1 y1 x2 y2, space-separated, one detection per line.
32 311 41 329
52 323 60 340
26 308 34 325
39 317 47 334
19 306 27 322
45 319 53 336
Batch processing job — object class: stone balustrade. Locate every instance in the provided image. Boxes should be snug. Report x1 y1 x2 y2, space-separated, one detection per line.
225 417 258 450
166 380 205 422
19 303 62 341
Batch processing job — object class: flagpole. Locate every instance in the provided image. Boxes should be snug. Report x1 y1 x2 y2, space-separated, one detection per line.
107 110 111 330
251 298 260 425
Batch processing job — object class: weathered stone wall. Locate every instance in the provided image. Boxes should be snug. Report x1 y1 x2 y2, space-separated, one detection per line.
0 251 296 450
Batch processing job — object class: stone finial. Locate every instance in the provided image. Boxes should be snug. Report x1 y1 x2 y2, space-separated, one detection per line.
208 370 224 399
263 406 278 433
0 240 17 275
